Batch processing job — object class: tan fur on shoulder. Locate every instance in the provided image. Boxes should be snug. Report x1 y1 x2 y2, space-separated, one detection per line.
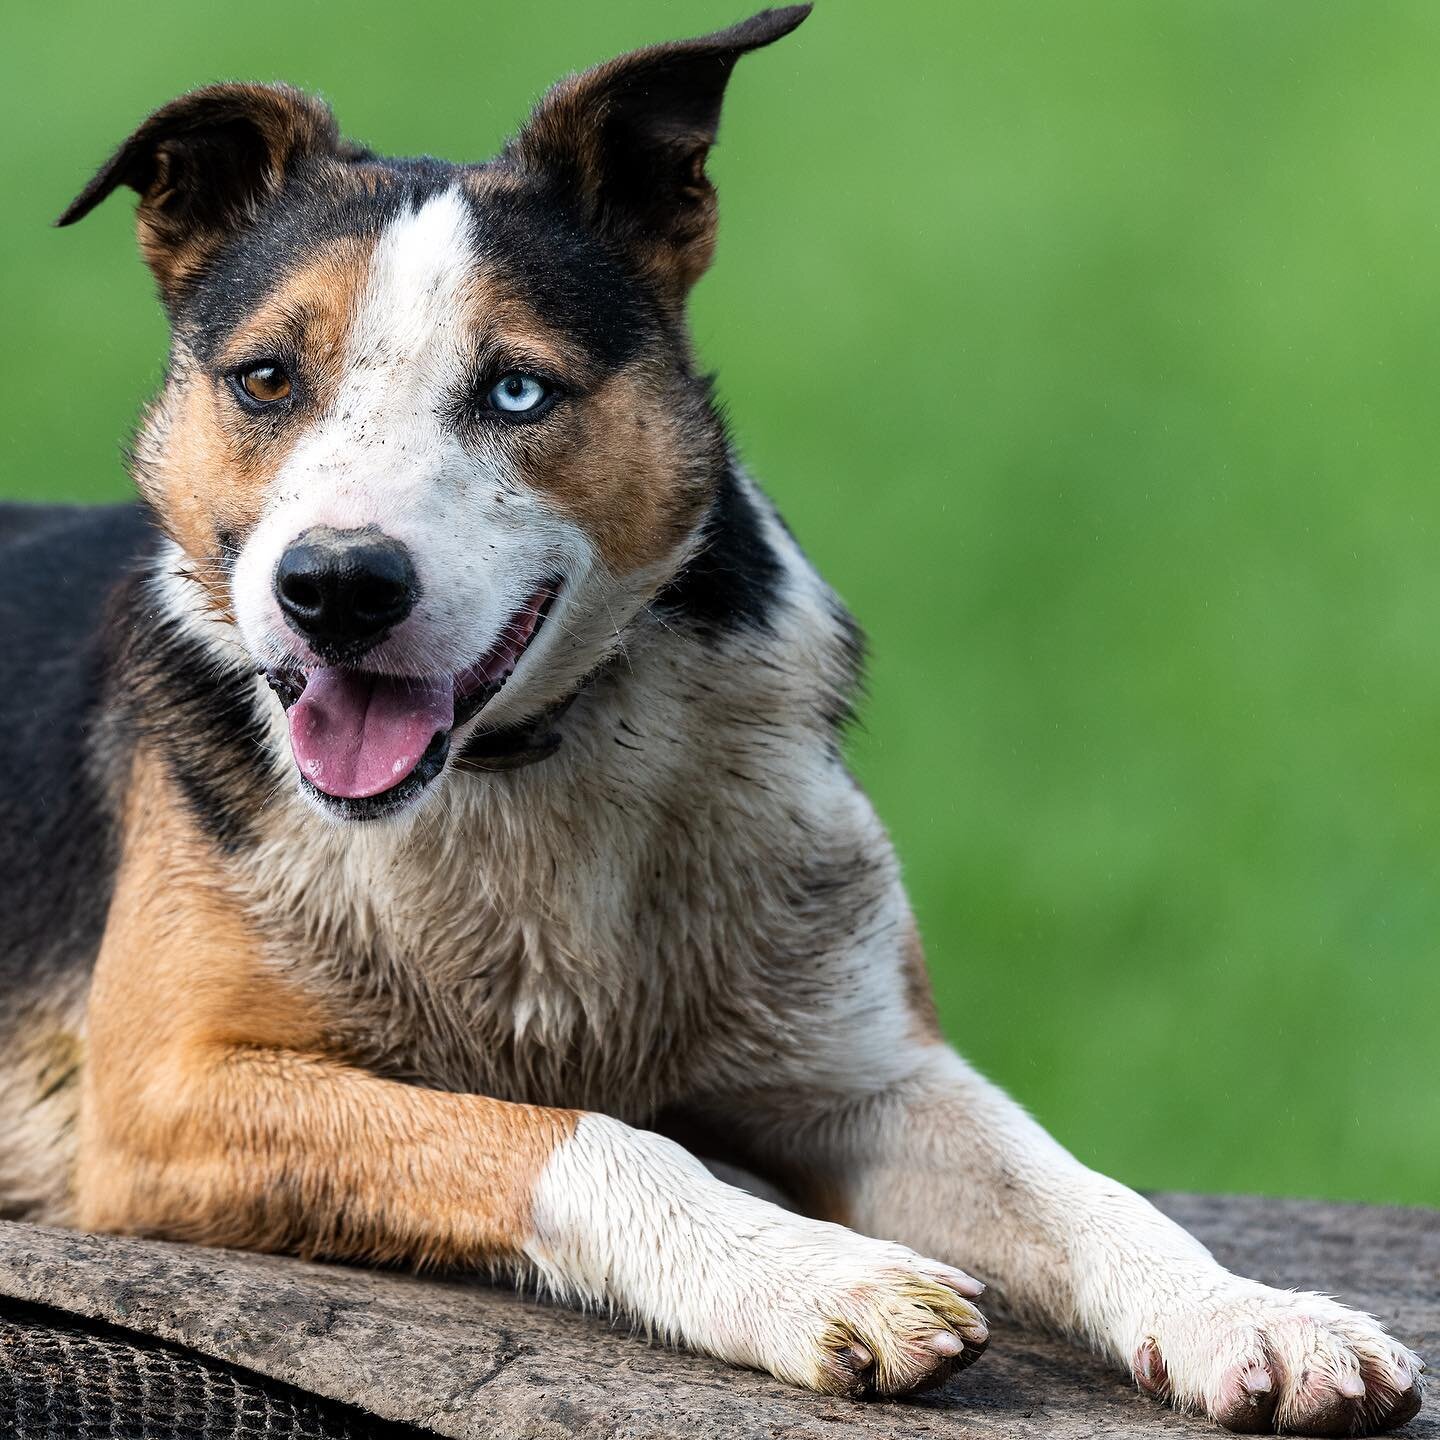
78 749 578 1266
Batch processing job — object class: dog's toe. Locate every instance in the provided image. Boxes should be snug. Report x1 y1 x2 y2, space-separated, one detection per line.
815 1265 989 1398
1134 1282 1424 1435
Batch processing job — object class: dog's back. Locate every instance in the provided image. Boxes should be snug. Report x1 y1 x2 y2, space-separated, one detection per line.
0 503 152 1219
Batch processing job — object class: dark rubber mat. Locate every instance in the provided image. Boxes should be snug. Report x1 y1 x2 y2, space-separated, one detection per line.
0 1299 421 1440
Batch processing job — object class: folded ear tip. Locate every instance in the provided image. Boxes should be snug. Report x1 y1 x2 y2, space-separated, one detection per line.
52 82 340 243
55 192 98 228
739 4 813 46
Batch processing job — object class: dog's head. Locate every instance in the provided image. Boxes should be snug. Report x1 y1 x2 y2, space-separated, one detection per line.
60 7 808 819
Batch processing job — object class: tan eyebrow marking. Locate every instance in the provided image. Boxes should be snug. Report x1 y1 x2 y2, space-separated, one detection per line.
219 236 379 379
137 237 380 602
460 267 593 384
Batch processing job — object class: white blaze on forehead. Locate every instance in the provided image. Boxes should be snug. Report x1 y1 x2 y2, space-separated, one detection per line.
245 184 485 538
339 186 478 417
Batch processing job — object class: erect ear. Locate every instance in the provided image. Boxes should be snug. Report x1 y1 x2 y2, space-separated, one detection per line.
504 6 811 302
56 83 341 299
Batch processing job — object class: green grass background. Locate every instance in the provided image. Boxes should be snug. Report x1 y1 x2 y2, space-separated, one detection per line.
2 2 1437 1206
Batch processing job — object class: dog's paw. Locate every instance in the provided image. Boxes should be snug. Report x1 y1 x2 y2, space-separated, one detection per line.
729 1220 989 1398
1131 1280 1424 1434
808 1255 990 1398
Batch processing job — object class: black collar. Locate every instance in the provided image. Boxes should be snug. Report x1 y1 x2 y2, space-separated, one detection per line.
452 692 577 773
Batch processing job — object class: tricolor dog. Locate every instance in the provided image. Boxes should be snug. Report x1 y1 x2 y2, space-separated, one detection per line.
0 8 1423 1432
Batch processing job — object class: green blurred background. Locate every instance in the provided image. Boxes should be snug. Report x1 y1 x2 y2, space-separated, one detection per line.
2 2 1437 1206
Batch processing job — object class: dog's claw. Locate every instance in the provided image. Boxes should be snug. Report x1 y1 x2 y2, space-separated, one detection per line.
1134 1292 1424 1435
1241 1366 1273 1396
846 1341 873 1371
1135 1338 1170 1399
921 1261 985 1299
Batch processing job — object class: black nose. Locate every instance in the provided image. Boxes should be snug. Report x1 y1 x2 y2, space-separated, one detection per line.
274 527 418 661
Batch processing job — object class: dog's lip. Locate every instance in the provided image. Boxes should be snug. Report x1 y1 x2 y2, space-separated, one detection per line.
450 580 561 728
263 578 562 806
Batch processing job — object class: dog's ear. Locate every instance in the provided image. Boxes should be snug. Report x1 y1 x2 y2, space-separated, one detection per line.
505 6 810 302
57 84 341 299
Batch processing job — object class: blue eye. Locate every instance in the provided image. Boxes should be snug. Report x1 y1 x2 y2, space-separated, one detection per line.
488 373 550 416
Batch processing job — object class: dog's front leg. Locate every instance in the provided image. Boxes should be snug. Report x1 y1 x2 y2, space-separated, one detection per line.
82 1037 991 1396
76 755 986 1396
741 1041 1423 1432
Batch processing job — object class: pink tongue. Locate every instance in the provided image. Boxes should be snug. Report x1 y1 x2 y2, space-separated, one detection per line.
288 669 454 799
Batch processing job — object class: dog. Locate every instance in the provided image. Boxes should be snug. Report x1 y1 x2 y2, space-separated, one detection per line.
0 7 1423 1432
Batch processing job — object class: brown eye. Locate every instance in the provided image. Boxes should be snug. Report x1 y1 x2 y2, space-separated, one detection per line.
236 362 292 405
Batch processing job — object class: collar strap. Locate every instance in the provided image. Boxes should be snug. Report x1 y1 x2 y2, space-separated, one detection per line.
452 692 577 774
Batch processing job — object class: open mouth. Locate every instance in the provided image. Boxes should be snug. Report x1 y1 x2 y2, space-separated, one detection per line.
265 580 560 818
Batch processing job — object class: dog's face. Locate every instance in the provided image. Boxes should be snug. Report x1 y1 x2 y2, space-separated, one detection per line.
62 8 808 819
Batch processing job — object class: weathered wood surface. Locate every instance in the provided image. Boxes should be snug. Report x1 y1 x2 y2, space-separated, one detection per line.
0 1193 1433 1438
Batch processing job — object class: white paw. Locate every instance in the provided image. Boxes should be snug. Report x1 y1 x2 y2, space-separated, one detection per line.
1132 1279 1424 1434
525 1118 988 1399
707 1215 989 1397
801 1246 990 1397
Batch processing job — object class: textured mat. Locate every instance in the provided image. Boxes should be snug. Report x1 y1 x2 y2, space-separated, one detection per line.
0 1299 418 1440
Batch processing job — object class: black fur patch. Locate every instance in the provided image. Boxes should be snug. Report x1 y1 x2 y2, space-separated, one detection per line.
823 595 867 736
0 504 156 998
108 568 273 856
0 505 272 1000
654 464 785 636
467 177 662 370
